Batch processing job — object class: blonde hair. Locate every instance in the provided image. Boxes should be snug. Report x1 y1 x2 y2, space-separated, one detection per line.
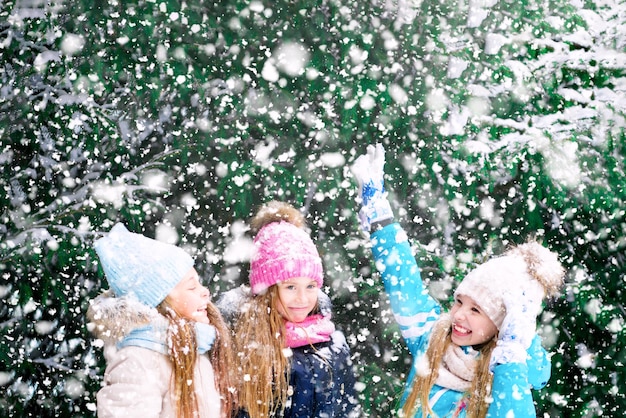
158 299 237 418
234 200 322 416
401 316 496 418
233 286 291 417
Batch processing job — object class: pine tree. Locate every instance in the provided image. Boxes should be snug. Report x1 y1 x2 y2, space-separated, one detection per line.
1 0 625 416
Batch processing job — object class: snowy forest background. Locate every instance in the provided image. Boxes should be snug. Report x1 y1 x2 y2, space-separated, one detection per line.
1 0 625 416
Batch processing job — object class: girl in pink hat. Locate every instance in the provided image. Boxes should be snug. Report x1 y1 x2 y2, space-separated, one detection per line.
218 201 361 418
351 145 566 418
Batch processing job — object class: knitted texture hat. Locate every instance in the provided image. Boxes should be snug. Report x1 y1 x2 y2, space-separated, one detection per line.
249 221 324 294
454 241 565 329
94 223 194 307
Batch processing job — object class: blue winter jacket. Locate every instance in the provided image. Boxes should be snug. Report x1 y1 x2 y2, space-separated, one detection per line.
371 223 551 418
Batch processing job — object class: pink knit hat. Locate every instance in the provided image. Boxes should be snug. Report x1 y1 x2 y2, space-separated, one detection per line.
249 221 324 294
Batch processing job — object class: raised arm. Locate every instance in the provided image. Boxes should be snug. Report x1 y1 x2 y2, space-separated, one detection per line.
351 144 441 355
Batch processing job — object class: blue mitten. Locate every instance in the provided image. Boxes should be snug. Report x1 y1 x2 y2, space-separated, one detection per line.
350 144 393 232
490 291 537 371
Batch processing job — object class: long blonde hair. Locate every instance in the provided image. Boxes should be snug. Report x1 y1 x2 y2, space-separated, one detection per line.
233 286 291 417
234 200 320 417
159 299 237 418
401 316 496 418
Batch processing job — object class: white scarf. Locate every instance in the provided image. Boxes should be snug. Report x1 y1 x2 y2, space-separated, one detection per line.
435 344 478 392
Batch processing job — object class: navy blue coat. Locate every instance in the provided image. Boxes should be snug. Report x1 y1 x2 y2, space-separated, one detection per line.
220 288 361 418
234 330 360 418
282 330 360 417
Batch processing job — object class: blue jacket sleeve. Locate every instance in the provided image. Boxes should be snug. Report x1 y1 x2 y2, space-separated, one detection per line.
370 223 441 357
488 336 551 417
488 362 536 417
526 334 552 389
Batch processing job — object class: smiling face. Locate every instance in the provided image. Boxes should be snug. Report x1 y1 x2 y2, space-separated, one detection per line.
165 268 211 324
449 294 498 347
275 277 320 323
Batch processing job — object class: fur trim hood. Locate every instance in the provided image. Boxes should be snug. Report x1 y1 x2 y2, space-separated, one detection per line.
86 290 165 346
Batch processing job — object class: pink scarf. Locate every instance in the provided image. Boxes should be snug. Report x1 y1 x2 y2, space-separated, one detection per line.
284 314 336 348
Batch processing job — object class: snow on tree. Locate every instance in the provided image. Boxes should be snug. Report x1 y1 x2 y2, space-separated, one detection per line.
1 0 625 416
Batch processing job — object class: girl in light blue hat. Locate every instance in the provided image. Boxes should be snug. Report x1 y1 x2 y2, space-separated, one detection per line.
87 223 236 418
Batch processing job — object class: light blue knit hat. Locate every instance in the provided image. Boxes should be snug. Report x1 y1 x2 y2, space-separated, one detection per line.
94 223 194 307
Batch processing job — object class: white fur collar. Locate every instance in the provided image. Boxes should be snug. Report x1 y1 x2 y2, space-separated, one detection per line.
86 290 164 346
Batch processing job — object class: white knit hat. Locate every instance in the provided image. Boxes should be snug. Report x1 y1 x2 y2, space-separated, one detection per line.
94 223 194 307
454 241 565 329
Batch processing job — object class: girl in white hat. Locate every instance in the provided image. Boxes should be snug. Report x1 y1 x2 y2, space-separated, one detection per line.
351 145 565 418
87 223 236 418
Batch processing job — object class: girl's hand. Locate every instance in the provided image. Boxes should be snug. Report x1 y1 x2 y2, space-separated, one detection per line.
350 144 393 232
489 291 537 370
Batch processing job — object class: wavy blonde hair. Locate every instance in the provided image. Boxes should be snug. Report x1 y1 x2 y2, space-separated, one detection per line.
401 316 496 418
159 299 237 418
233 200 320 417
232 286 290 417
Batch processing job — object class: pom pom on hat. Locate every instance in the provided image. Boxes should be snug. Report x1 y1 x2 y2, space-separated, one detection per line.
508 242 564 298
454 241 565 328
94 223 194 307
249 202 324 295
